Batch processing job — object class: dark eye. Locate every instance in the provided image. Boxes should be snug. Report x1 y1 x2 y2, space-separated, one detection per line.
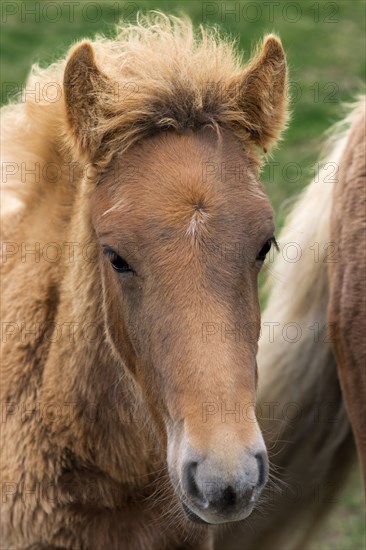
103 248 134 274
256 237 278 263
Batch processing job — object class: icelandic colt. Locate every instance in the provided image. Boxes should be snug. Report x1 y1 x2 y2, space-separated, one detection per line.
0 15 288 550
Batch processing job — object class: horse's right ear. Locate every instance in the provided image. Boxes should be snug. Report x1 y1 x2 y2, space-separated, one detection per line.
63 41 109 160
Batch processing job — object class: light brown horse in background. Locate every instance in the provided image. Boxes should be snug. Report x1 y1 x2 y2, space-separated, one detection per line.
0 14 289 550
219 97 365 549
328 102 366 486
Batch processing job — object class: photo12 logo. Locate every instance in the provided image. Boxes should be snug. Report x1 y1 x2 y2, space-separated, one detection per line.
1 2 140 24
201 2 340 24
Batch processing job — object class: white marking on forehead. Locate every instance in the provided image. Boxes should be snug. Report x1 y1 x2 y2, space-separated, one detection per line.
101 198 129 217
186 207 209 237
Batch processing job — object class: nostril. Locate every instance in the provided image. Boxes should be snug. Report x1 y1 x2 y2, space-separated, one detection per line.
184 461 201 500
221 485 236 508
255 452 267 488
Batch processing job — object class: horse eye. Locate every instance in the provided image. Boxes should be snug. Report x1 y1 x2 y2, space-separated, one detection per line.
103 248 134 274
256 237 277 262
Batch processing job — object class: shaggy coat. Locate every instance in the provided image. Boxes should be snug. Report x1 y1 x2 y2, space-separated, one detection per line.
1 14 288 550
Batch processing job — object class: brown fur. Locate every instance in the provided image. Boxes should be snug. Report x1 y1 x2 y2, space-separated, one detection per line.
0 14 288 550
327 107 366 487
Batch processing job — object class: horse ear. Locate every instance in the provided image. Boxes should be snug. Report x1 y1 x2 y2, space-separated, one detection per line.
63 41 109 159
235 35 288 151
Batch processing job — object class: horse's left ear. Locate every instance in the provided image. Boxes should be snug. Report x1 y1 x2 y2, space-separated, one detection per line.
234 35 289 151
63 41 109 160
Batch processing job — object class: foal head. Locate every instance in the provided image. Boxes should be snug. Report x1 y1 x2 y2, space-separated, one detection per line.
63 18 288 525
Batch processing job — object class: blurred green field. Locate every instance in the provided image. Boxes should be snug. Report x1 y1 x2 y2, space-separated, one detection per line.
1 1 365 548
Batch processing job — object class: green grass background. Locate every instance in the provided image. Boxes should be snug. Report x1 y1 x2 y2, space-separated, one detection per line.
1 1 365 548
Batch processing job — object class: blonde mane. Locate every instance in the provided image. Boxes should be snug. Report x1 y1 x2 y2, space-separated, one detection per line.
1 13 286 216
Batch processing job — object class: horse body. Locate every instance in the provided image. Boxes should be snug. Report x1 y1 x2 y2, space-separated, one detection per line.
217 97 366 549
1 15 288 550
328 103 366 486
